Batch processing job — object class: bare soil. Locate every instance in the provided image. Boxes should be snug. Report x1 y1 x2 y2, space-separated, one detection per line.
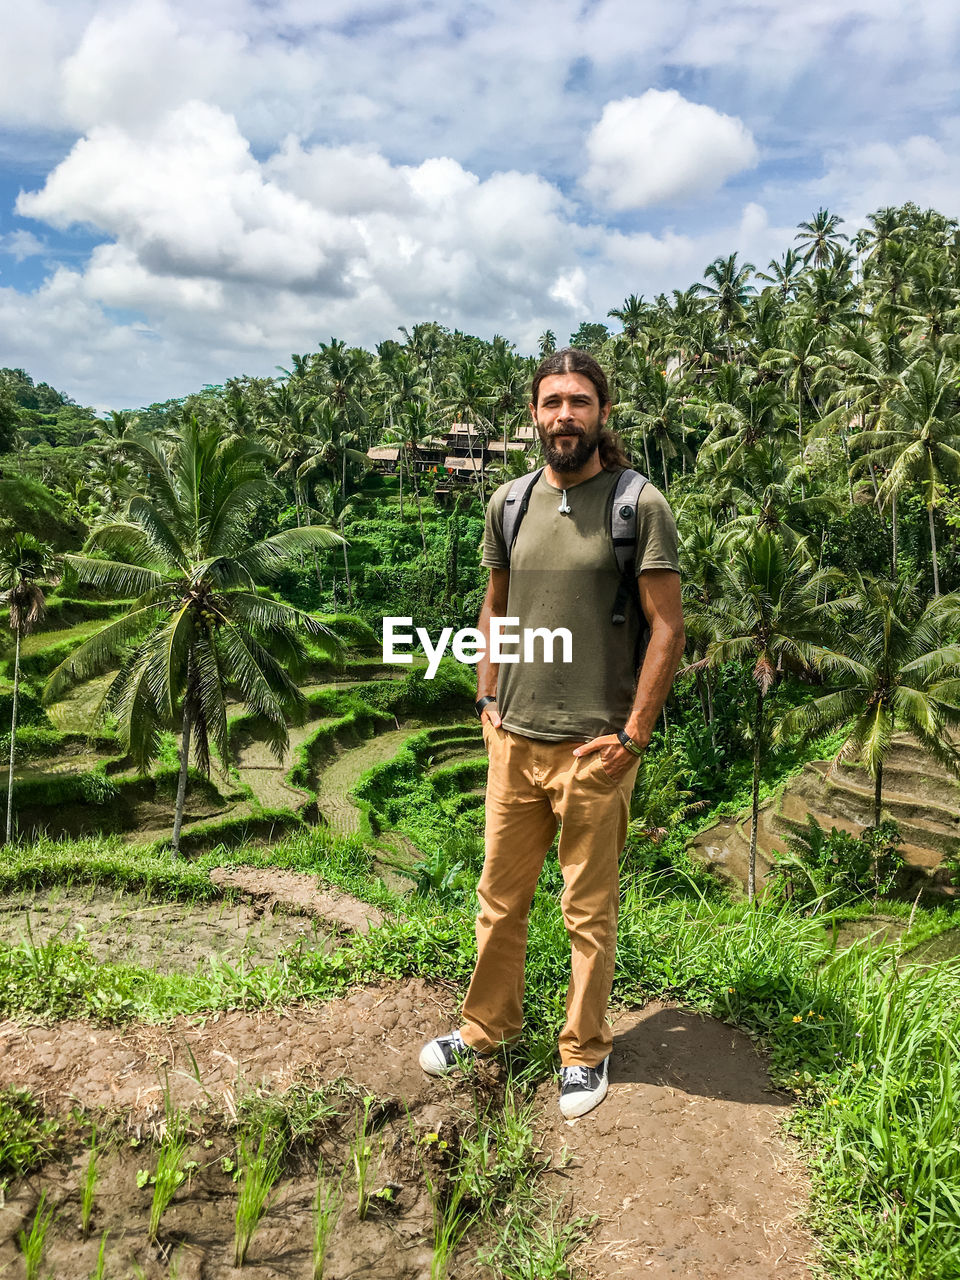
209 866 386 934
539 1002 813 1280
0 982 814 1279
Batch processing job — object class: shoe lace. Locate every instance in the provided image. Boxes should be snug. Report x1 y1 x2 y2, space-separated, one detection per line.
563 1065 590 1089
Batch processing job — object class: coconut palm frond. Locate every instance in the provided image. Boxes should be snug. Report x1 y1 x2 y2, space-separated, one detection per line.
236 526 345 583
43 605 164 705
65 554 163 599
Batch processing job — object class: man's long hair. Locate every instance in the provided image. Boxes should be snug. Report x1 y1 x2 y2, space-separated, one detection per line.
530 347 631 471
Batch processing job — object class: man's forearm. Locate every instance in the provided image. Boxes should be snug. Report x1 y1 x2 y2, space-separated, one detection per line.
475 593 500 699
623 621 685 747
475 568 510 701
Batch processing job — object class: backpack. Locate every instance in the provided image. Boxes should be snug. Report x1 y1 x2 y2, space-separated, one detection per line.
500 467 651 668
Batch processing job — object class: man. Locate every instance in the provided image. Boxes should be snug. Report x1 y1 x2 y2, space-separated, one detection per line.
420 348 685 1118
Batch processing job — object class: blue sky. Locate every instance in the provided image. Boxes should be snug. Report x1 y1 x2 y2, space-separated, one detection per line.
1 0 959 409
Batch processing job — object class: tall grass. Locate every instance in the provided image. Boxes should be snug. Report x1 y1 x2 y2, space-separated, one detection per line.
148 1115 189 1242
233 1129 282 1266
18 1191 54 1280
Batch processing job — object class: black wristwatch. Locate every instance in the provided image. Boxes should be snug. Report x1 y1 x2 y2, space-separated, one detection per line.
475 696 498 720
617 729 645 757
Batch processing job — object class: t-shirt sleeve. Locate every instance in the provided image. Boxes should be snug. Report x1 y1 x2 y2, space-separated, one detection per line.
481 485 510 569
635 483 680 574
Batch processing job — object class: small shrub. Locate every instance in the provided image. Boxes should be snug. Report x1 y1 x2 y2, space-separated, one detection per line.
0 1089 60 1189
767 816 906 909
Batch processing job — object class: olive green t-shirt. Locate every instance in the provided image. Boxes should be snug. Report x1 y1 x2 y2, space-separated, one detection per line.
482 468 679 742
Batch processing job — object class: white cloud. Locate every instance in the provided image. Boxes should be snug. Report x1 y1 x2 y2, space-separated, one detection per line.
584 91 758 210
0 230 45 261
811 122 960 224
4 0 960 404
17 103 363 291
6 103 601 402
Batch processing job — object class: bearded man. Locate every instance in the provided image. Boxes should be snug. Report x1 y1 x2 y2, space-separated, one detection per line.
420 347 685 1118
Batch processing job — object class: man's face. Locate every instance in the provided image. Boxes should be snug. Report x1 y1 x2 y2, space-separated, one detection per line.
530 372 611 473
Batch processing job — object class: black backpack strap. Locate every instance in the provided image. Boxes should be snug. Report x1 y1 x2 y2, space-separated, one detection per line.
610 469 649 624
501 467 543 561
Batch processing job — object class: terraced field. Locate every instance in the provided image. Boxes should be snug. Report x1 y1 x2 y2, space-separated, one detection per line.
1 604 480 864
689 731 960 895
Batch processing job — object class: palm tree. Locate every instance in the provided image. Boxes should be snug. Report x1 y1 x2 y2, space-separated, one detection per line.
795 207 848 267
607 294 650 342
757 248 805 302
443 353 491 503
700 533 830 900
483 346 529 460
678 514 728 734
760 314 827 494
263 383 321 527
44 419 344 853
699 253 756 355
381 398 432 553
849 354 960 595
776 575 960 825
821 327 909 556
315 340 371 494
1 533 51 845
694 365 797 471
625 365 690 494
722 443 839 551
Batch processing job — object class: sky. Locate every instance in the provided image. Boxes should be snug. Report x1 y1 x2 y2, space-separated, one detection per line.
0 1 959 410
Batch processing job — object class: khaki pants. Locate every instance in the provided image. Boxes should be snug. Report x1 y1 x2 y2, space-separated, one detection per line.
460 724 640 1067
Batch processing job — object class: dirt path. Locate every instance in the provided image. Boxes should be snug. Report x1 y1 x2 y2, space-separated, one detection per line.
209 865 385 933
0 984 814 1278
314 727 422 834
0 979 451 1118
539 1001 813 1279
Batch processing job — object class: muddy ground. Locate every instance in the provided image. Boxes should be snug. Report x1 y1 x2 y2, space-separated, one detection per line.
0 886 334 973
0 977 814 1279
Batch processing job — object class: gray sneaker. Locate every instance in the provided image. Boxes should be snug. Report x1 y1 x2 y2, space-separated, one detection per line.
419 1030 477 1076
559 1056 609 1118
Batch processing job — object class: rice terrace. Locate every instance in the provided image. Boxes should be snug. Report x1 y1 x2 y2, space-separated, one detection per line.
5 202 960 1280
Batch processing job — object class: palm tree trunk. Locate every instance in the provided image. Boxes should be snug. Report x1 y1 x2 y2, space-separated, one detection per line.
706 670 716 746
641 427 652 476
891 491 898 576
748 686 763 904
412 468 427 555
867 460 880 503
341 536 355 607
5 630 20 845
928 504 940 596
694 669 709 725
171 692 193 856
659 440 670 495
840 422 855 507
797 391 805 500
873 759 883 828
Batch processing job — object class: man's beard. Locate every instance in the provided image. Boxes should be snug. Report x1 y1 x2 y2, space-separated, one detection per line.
538 424 601 473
